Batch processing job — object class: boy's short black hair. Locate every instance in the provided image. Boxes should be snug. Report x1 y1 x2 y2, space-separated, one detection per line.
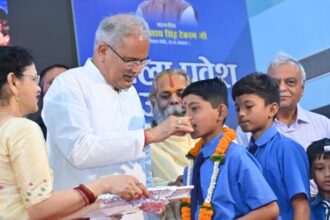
307 138 330 170
231 72 280 106
181 77 228 108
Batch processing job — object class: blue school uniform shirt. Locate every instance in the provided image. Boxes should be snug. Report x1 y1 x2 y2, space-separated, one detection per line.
311 193 330 220
247 125 310 220
184 133 277 220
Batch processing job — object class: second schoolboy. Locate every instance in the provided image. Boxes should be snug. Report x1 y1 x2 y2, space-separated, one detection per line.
232 72 310 220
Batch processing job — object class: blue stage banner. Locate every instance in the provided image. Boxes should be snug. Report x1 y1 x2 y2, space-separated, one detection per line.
72 0 255 127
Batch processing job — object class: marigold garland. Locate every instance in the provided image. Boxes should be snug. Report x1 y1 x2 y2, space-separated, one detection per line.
181 127 236 220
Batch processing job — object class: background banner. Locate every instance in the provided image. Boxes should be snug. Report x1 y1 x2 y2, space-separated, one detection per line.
72 0 255 127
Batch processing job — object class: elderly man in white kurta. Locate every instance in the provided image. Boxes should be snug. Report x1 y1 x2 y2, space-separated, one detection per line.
42 14 193 219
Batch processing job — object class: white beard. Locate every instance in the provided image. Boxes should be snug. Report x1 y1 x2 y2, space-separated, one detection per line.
153 103 184 124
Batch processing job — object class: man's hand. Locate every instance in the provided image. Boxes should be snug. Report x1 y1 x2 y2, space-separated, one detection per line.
146 116 193 145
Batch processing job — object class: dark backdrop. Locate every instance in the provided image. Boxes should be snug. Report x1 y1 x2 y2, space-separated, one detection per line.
8 0 78 71
8 0 78 120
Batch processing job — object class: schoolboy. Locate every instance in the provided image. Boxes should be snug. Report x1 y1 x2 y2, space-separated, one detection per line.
307 138 330 220
181 78 278 220
232 72 310 220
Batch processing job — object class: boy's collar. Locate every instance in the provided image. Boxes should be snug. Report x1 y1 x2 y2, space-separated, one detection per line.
200 133 224 158
311 193 329 207
249 124 277 147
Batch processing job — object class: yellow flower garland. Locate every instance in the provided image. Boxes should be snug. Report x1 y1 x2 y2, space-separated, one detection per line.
181 127 236 220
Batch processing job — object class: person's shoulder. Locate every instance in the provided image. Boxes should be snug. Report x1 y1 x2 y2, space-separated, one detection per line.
4 117 35 125
274 132 305 153
47 66 86 95
44 67 77 92
226 142 248 159
1 118 45 153
14 117 40 129
225 142 262 170
274 132 296 145
1 117 41 134
55 66 81 82
300 108 330 129
305 109 330 121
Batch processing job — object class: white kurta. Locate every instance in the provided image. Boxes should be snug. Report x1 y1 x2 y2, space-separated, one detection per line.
42 59 147 192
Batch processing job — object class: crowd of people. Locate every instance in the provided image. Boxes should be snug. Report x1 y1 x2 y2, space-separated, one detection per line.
1 13 330 220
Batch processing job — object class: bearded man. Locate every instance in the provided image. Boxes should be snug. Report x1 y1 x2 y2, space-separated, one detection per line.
146 69 198 220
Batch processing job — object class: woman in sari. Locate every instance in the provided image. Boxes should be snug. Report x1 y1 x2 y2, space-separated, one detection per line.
0 46 149 219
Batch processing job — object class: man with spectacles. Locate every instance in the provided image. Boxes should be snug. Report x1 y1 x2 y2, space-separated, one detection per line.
42 14 193 219
104 42 151 69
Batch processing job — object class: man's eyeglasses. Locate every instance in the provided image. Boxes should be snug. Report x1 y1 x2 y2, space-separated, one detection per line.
22 74 40 84
104 42 150 69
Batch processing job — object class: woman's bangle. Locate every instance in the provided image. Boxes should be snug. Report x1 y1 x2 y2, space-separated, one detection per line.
73 184 96 206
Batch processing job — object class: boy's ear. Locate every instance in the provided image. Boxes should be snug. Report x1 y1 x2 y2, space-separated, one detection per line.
217 104 228 121
268 102 279 118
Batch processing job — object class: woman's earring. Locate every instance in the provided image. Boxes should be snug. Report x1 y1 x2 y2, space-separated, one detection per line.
15 95 20 105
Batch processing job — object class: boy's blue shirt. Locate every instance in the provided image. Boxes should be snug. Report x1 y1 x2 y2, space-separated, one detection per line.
248 124 310 220
310 193 327 220
184 133 277 220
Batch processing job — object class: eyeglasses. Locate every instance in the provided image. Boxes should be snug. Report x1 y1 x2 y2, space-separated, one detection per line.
104 42 150 68
22 74 40 84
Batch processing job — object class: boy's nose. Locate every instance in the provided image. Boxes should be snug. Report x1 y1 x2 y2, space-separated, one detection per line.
237 110 245 118
184 110 192 117
325 168 330 176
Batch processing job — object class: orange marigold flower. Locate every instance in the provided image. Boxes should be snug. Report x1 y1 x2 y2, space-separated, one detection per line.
181 198 191 203
187 139 204 158
181 206 191 220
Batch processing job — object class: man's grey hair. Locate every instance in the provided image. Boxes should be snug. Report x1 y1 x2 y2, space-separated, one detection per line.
267 51 306 82
149 68 191 105
94 14 150 51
